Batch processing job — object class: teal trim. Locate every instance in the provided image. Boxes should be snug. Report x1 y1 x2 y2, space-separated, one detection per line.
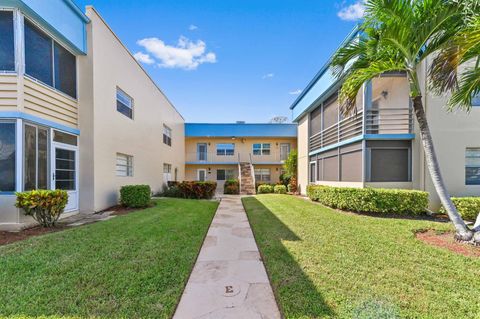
308 133 415 156
0 111 80 135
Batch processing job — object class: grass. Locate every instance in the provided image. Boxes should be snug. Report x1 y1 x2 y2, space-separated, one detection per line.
0 198 218 319
243 195 480 319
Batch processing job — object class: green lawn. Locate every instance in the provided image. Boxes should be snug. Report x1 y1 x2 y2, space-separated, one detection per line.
0 198 218 319
243 195 480 319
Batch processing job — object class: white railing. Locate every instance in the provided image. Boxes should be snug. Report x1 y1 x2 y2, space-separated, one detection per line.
186 152 288 163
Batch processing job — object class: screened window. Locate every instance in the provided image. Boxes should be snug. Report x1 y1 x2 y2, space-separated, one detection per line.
310 162 316 183
466 148 480 185
369 148 410 182
255 168 271 182
0 11 15 71
0 122 16 192
55 148 75 190
116 153 133 177
53 130 77 146
24 124 48 191
24 20 77 98
163 125 172 146
163 163 172 173
253 143 270 156
310 106 322 136
117 88 133 119
217 169 234 181
216 143 234 156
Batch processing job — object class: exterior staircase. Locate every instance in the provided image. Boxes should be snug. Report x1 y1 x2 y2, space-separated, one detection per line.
239 162 256 195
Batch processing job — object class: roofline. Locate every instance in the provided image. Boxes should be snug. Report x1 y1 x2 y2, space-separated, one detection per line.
64 0 90 23
85 5 185 121
289 24 361 110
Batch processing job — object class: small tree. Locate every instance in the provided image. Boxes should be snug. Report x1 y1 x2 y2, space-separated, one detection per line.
283 149 298 193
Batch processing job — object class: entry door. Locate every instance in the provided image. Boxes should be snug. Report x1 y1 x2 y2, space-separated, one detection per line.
280 143 291 161
197 143 207 161
197 169 207 182
52 144 78 212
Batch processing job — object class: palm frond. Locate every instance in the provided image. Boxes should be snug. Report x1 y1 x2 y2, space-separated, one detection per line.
448 61 480 111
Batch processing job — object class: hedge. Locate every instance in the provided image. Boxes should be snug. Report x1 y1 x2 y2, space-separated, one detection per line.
16 189 69 227
224 179 239 195
307 185 428 215
439 197 480 221
178 181 217 199
274 185 287 194
258 184 274 194
120 185 151 208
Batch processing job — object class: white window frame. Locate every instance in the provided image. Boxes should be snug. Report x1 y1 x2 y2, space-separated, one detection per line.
116 87 134 119
216 143 235 156
163 163 172 173
254 168 271 182
466 148 480 185
116 153 133 177
163 125 172 146
253 143 271 156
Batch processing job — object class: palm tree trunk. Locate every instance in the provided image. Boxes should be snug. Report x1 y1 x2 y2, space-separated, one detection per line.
411 96 473 241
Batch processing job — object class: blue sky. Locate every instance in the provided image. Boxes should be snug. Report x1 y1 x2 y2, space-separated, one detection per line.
75 0 364 123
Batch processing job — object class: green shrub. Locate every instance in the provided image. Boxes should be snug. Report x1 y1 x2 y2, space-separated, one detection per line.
274 185 287 194
161 185 182 198
439 197 480 221
258 184 274 194
224 179 239 195
15 189 68 227
178 181 217 199
307 185 428 215
120 185 151 208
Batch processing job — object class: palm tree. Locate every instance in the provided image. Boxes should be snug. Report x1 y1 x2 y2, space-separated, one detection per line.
331 0 480 243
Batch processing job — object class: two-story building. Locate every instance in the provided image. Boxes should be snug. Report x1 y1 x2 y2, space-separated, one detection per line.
0 1 184 230
292 29 480 209
185 123 297 193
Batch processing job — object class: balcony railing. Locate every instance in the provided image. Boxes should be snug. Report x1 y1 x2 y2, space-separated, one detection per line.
309 107 413 150
185 152 288 164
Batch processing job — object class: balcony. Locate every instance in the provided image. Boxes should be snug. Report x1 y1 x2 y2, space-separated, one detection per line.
185 151 288 164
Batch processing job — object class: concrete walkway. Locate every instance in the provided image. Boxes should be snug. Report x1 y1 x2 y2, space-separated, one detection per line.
174 195 281 319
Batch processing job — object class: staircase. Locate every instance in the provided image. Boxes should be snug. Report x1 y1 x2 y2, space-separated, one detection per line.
239 162 256 195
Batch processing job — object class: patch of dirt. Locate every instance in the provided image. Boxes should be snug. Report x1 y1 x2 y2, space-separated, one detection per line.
0 225 67 246
106 205 138 216
416 229 480 257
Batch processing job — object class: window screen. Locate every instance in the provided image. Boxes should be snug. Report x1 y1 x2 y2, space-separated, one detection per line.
54 43 76 98
0 122 16 191
25 20 53 86
0 11 15 71
466 148 480 185
369 148 410 182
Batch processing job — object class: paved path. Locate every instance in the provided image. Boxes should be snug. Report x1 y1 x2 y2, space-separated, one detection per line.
174 195 281 319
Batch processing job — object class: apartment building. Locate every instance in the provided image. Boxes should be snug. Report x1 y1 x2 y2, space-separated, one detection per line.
0 0 184 230
292 29 480 208
185 123 297 193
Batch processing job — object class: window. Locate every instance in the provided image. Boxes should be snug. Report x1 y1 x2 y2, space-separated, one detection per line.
216 143 234 156
163 163 172 173
473 93 480 107
0 11 15 71
310 162 316 183
369 148 410 182
253 143 270 156
116 153 133 177
254 168 271 182
0 122 16 192
25 20 77 98
116 88 133 119
466 148 480 185
53 130 77 146
217 169 234 181
55 148 76 190
24 124 48 191
163 125 172 146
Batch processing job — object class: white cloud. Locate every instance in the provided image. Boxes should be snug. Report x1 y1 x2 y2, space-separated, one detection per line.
262 73 274 79
133 52 155 65
136 36 217 70
337 1 365 21
289 89 302 95
189 24 198 31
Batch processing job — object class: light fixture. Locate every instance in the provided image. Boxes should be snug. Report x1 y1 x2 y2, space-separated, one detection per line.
381 90 389 99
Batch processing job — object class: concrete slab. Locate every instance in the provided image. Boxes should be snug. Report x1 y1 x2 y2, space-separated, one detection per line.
174 195 281 319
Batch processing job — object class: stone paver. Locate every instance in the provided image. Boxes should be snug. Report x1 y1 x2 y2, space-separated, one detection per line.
174 195 281 319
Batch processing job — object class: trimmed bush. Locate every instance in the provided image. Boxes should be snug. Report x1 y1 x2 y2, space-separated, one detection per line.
178 181 217 199
224 179 240 195
307 185 428 215
439 197 480 221
15 189 68 227
258 184 274 194
161 185 182 198
274 185 287 194
120 185 151 208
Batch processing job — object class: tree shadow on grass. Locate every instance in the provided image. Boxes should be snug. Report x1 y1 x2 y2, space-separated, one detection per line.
243 196 335 318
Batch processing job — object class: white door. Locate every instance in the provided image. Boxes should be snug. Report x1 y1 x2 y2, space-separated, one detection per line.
197 169 207 182
52 143 78 212
280 143 291 161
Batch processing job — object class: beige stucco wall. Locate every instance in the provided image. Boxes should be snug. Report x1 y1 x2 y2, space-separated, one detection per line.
185 137 296 163
297 115 309 195
79 7 185 212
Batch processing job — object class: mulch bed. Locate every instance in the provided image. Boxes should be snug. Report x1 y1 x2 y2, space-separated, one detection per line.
416 229 480 257
0 225 67 246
